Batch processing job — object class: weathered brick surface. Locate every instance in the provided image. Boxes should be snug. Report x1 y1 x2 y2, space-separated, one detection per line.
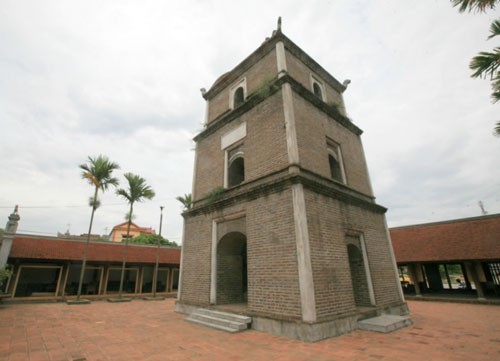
207 49 277 124
293 93 373 196
246 190 302 319
305 190 400 312
194 91 288 201
285 50 347 115
179 214 213 306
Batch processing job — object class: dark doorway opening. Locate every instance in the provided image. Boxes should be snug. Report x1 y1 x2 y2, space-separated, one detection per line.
217 232 247 305
347 244 371 307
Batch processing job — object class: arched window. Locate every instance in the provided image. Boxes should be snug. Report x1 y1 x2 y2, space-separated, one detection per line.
328 142 346 183
313 82 323 99
228 149 245 187
329 153 342 181
233 87 245 108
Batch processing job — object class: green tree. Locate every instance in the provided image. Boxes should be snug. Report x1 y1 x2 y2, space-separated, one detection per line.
452 0 500 135
176 193 192 210
116 173 155 298
129 234 179 247
0 228 4 238
77 155 119 301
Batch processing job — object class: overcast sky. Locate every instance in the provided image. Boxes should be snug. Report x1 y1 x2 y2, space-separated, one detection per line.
1 0 499 243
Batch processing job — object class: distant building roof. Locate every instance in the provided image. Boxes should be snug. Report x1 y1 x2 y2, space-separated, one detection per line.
110 222 155 235
390 214 500 263
9 235 180 265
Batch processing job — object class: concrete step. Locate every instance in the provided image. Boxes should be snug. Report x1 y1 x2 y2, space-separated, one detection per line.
195 308 252 324
186 308 252 333
358 314 412 333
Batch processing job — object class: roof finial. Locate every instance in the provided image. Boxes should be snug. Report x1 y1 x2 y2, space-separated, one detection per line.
277 16 282 33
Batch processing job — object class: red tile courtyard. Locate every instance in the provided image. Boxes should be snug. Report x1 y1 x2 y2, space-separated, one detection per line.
0 299 499 361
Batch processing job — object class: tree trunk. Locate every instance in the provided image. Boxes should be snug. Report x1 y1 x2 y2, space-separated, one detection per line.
118 203 134 298
76 186 99 300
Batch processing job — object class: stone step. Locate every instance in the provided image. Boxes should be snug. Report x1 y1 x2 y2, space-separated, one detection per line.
186 316 242 333
186 308 252 333
358 314 412 333
195 308 252 324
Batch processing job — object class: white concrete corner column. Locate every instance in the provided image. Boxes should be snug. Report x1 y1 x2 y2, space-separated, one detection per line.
383 217 405 302
359 234 376 306
292 183 317 322
176 222 186 301
209 220 217 304
282 83 300 167
276 41 287 78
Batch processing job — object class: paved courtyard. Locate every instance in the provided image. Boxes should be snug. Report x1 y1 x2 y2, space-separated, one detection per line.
0 299 499 361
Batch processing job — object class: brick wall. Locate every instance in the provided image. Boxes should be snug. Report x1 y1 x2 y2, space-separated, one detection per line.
193 90 288 201
285 50 347 116
293 93 373 197
246 189 302 319
207 48 277 124
179 213 213 306
304 189 401 319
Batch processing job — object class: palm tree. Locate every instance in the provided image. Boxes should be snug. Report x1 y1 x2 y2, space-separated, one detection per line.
116 173 155 298
176 193 192 210
451 0 500 135
76 155 119 301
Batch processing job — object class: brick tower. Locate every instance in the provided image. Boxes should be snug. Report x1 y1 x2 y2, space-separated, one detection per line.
176 22 409 341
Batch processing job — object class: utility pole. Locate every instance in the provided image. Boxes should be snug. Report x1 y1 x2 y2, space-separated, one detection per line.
151 206 164 300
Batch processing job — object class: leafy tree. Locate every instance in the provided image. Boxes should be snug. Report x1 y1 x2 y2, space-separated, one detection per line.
452 0 500 135
77 155 119 301
0 228 3 238
116 173 155 298
176 193 192 210
129 234 179 247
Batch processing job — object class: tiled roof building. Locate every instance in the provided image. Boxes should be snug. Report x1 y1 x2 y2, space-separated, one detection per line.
390 214 500 299
1 233 180 301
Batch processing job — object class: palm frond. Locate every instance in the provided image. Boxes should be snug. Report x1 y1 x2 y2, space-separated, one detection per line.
488 19 500 39
79 155 120 190
82 172 99 187
469 50 500 78
116 173 155 207
494 120 500 136
451 0 497 13
116 188 132 202
176 193 192 209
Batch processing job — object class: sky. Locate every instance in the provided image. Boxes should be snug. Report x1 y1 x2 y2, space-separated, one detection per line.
1 0 499 244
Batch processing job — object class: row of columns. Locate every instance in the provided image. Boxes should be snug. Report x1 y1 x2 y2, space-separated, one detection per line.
406 261 486 300
4 262 178 299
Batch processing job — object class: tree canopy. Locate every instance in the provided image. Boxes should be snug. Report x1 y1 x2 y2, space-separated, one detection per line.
128 234 179 247
80 155 120 202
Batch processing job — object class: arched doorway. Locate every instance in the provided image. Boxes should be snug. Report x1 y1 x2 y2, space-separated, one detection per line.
347 244 372 307
216 232 247 305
